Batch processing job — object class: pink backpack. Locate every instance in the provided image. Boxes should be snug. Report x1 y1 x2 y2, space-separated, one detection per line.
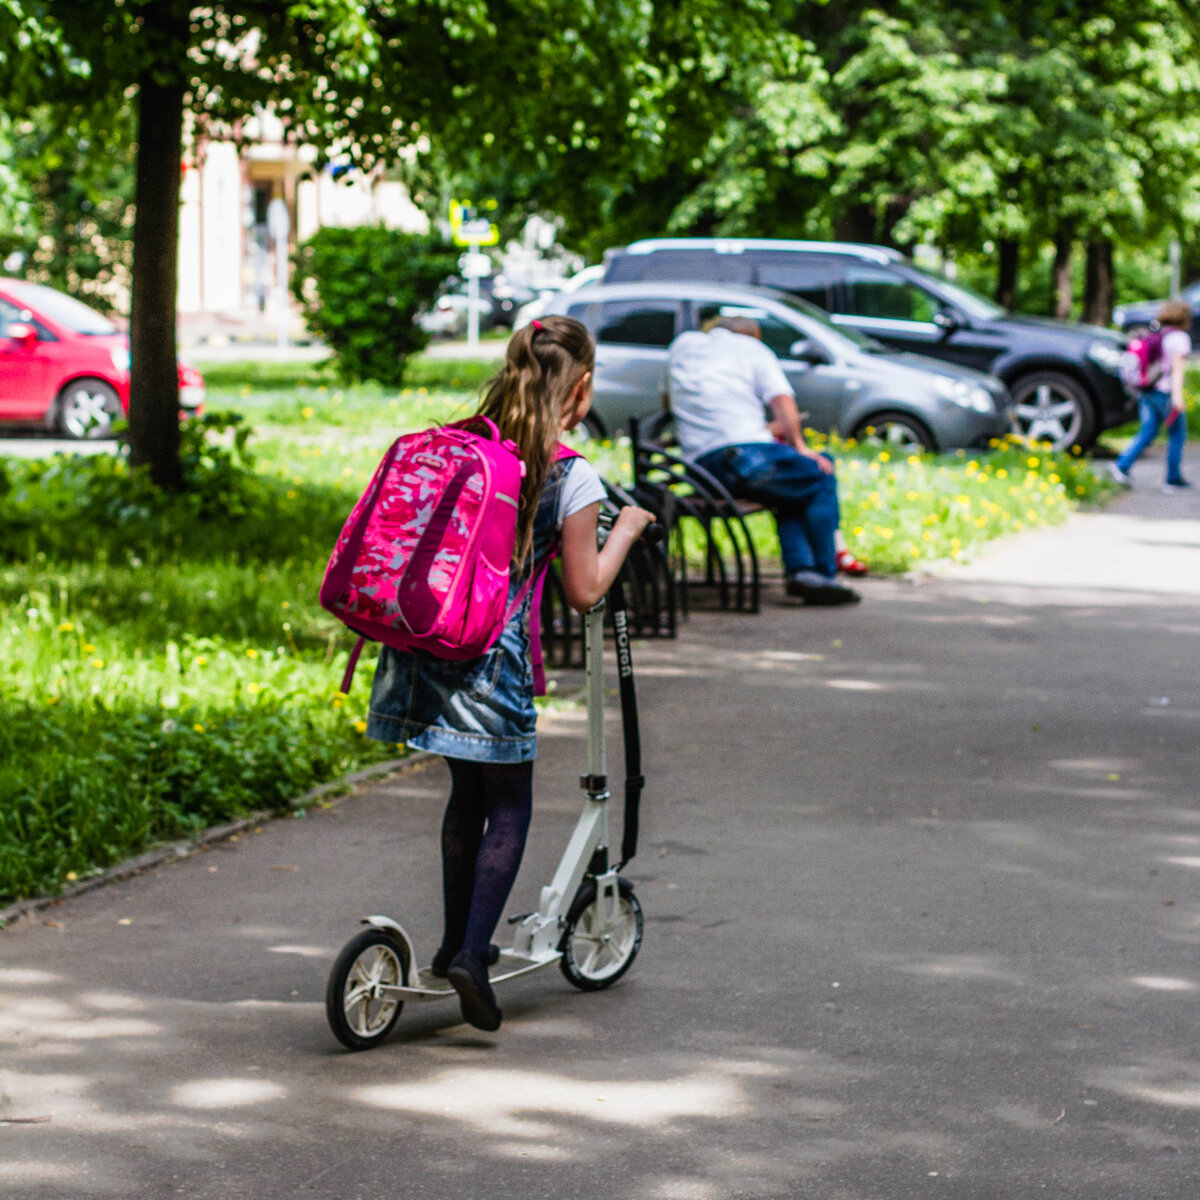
1120 329 1165 390
321 416 575 692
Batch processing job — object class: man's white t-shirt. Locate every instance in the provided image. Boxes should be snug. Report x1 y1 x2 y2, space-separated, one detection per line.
667 327 794 459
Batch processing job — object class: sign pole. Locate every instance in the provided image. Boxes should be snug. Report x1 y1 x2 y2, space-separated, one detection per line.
467 237 480 351
267 197 291 351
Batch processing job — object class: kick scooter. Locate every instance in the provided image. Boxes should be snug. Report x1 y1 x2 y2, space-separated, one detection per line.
325 517 655 1050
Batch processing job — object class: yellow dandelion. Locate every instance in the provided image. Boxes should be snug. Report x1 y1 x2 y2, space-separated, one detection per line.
83 643 96 653
301 406 314 419
91 658 105 669
1026 456 1040 469
246 648 259 659
878 451 891 463
248 682 261 695
59 621 75 632
354 720 368 733
286 490 298 500
193 723 206 733
996 468 1008 479
195 655 208 666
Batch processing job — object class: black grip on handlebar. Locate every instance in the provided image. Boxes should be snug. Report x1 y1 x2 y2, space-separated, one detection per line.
641 522 665 546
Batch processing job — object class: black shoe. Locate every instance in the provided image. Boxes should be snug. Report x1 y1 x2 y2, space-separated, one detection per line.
431 942 499 978
447 950 502 1031
785 569 861 605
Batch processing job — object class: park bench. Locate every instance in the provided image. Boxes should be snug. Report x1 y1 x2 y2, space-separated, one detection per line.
539 479 677 671
628 414 762 616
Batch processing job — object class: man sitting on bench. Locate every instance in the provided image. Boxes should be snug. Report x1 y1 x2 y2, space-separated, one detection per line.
667 313 861 606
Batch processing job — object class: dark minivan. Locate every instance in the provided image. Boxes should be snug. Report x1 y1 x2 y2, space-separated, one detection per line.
604 238 1133 450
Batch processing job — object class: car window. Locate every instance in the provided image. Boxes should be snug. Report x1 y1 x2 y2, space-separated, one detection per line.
839 266 938 323
748 253 841 309
4 281 117 335
606 250 719 283
0 297 23 337
595 300 678 347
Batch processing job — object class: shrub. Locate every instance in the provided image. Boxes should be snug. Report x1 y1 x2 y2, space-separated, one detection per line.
292 225 458 387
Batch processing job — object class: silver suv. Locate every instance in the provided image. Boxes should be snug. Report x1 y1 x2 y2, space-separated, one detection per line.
543 281 1011 452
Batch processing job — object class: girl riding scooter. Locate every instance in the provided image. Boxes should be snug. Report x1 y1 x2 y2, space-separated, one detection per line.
363 317 654 1032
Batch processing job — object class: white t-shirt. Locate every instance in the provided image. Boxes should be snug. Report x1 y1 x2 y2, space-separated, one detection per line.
1163 328 1192 367
556 456 606 528
667 327 794 459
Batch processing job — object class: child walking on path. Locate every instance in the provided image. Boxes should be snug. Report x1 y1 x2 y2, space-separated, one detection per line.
1111 299 1193 492
364 317 654 1031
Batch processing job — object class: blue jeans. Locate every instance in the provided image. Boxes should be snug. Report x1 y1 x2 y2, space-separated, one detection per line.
1116 389 1187 484
697 442 840 578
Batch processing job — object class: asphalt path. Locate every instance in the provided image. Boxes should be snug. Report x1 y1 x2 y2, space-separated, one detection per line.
3 491 1200 1199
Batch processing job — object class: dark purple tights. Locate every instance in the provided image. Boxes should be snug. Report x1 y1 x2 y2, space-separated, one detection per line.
439 757 534 961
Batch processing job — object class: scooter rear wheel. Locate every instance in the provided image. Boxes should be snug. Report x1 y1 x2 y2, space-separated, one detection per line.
326 929 409 1050
559 878 643 991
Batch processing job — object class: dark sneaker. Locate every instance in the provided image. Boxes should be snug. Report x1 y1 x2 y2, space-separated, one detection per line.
785 570 861 606
431 943 499 978
447 950 502 1031
1162 480 1193 493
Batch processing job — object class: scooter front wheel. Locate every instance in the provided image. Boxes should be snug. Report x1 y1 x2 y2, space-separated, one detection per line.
326 929 409 1050
559 877 643 991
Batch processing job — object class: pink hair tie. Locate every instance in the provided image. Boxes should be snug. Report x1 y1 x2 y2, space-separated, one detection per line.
531 319 543 331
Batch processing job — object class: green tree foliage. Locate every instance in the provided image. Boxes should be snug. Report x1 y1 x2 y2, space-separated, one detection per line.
530 0 1200 320
292 226 457 386
0 109 136 314
0 1 783 485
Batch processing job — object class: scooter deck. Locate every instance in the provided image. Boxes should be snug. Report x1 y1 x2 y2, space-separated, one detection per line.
394 949 561 1002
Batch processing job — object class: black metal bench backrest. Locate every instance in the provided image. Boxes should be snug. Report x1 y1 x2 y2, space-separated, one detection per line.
628 415 761 614
538 479 678 671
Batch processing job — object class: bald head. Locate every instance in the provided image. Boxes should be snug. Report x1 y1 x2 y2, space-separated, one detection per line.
714 315 762 340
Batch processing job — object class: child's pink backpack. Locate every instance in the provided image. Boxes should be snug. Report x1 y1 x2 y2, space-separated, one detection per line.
1120 329 1165 390
321 416 574 692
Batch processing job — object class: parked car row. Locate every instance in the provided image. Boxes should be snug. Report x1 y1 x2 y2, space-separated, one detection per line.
599 239 1134 451
545 280 1011 453
418 274 540 338
0 279 205 440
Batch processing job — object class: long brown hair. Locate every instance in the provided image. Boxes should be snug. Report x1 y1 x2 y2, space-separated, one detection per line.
478 315 594 565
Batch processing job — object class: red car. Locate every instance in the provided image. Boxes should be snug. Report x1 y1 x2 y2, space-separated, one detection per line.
0 279 205 439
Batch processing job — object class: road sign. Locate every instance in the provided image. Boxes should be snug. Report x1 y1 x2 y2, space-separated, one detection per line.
453 219 499 247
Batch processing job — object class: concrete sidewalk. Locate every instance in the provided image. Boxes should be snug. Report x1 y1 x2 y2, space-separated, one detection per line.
930 450 1200 604
3 487 1200 1199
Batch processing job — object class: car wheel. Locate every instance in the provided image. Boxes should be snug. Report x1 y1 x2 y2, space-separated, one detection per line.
1009 371 1095 451
57 378 123 440
852 411 934 454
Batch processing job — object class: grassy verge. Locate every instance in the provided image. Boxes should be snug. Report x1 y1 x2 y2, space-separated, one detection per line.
0 357 1111 906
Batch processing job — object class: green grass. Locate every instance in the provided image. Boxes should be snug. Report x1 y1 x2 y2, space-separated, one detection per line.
0 359 1113 906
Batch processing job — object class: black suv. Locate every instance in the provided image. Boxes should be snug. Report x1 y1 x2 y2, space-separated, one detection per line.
604 238 1133 450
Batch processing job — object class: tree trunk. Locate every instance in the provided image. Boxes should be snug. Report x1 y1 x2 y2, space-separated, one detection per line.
834 203 875 244
128 49 186 489
1083 238 1115 326
995 239 1019 310
1052 234 1073 320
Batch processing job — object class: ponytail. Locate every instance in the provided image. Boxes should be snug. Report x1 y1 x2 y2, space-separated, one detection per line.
478 315 595 565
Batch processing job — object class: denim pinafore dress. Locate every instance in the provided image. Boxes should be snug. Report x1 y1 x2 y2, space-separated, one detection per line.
364 460 570 763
